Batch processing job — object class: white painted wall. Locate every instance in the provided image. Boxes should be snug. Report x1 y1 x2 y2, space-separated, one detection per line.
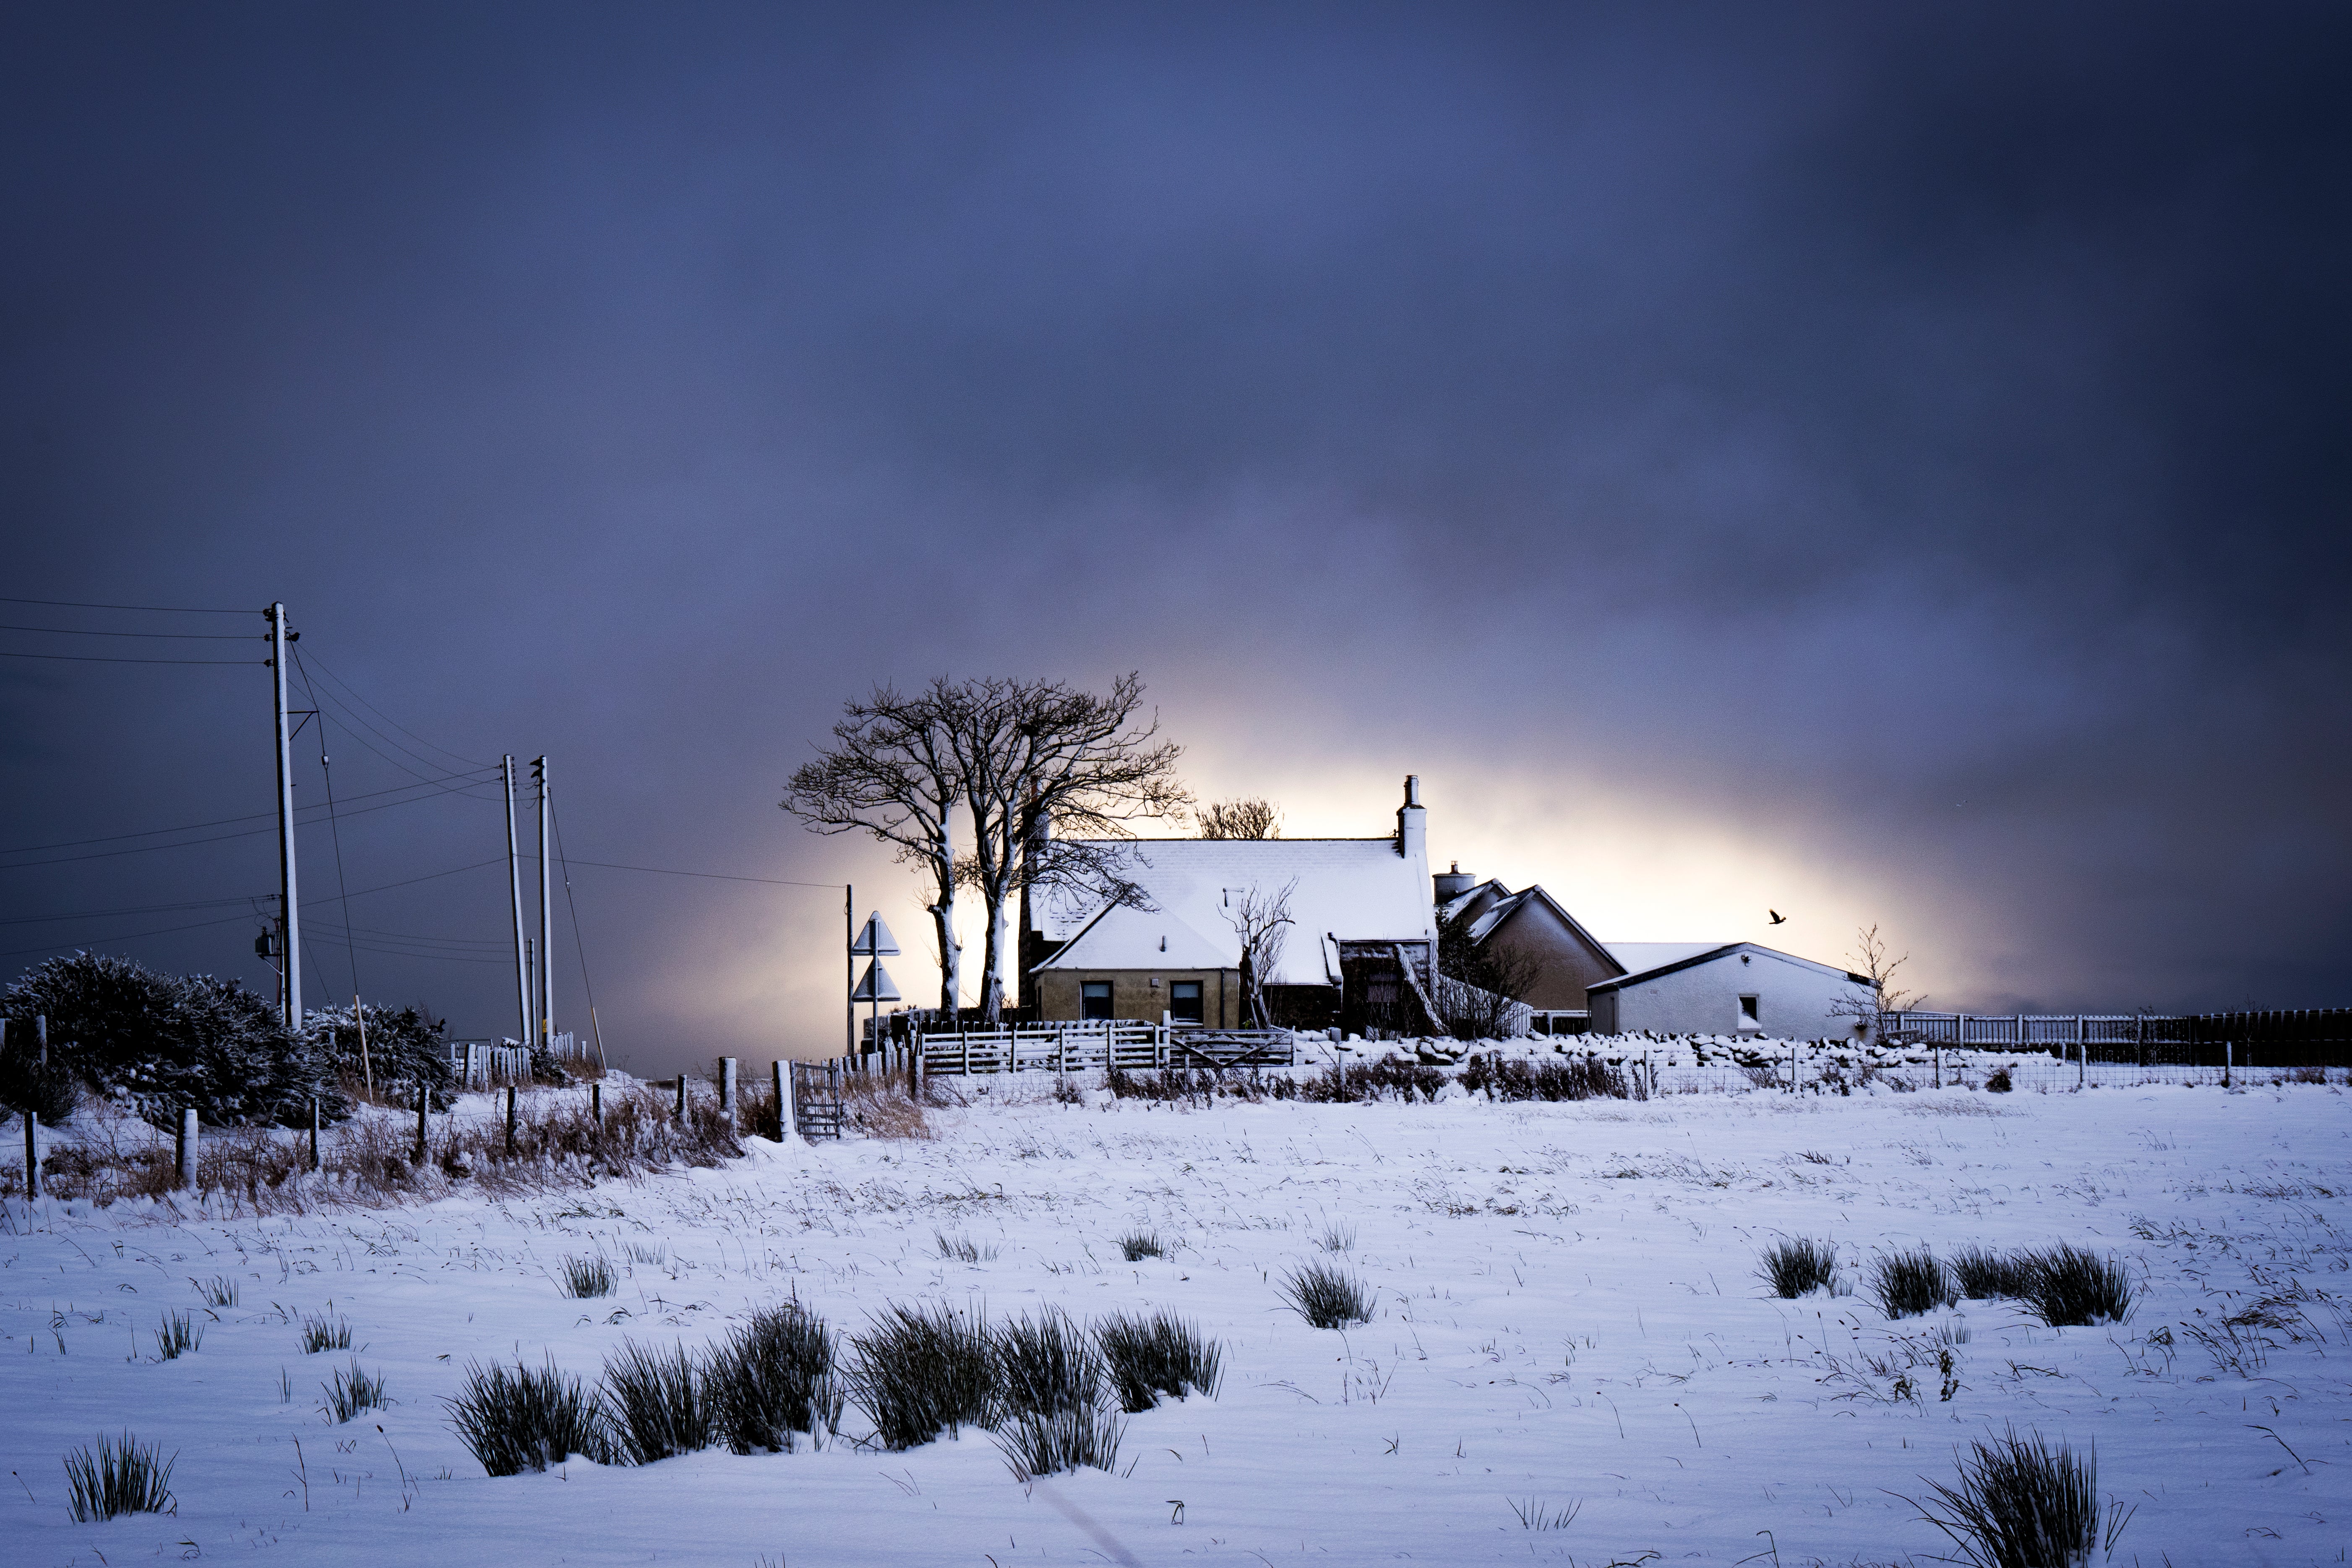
1595 947 1867 1040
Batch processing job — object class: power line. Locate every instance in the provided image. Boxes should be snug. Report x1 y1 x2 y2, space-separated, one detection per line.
297 648 492 770
0 911 257 960
0 596 252 614
294 648 361 1001
0 624 256 639
0 774 500 870
0 769 497 857
0 650 261 665
550 800 606 1063
558 857 846 890
0 895 258 928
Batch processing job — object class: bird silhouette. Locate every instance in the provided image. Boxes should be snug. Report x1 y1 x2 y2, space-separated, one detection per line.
1767 910 1787 925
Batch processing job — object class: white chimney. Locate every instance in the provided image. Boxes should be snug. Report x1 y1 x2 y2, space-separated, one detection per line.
1396 774 1426 864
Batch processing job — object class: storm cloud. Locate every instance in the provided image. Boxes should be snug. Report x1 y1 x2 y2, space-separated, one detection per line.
3 3 2346 1067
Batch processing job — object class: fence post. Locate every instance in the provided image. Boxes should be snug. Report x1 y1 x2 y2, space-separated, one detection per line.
774 1059 795 1140
178 1106 198 1189
674 1072 687 1118
308 1096 321 1171
2224 1041 2232 1089
720 1057 738 1119
414 1085 429 1164
1932 1047 1941 1090
21 1110 35 1199
505 1085 518 1156
592 1082 604 1130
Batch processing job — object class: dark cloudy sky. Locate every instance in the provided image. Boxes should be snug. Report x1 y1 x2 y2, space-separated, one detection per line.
4 3 2346 1069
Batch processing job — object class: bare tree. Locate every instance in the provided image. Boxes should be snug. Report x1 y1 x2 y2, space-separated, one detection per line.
1831 923 1921 1041
1221 879 1297 1028
1434 903 1543 1039
1197 798 1281 840
951 674 1191 1023
780 682 967 1017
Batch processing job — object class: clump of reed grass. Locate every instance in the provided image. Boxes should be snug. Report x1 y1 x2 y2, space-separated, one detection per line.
1870 1247 1957 1319
1314 1221 1357 1254
995 1405 1126 1481
2018 1244 2133 1326
558 1255 615 1298
194 1275 238 1307
934 1231 999 1264
602 1340 713 1464
322 1361 388 1423
154 1310 203 1360
1911 1428 2118 1568
1095 1309 1223 1412
1950 1245 2034 1301
1757 1237 1839 1298
623 1241 667 1265
845 1302 999 1451
1116 1229 1164 1262
1279 1260 1376 1328
995 1308 1103 1418
704 1302 838 1454
445 1360 614 1475
63 1433 176 1522
299 1311 352 1353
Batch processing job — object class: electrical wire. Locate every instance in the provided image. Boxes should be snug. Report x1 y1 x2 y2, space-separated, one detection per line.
0 624 256 639
550 800 607 1063
293 648 361 1002
0 650 261 665
296 648 493 771
0 596 252 613
0 776 500 870
557 858 846 890
0 895 257 928
0 911 257 960
0 770 497 857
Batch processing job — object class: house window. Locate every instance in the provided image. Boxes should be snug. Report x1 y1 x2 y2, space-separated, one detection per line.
1170 980 1204 1024
1739 994 1760 1028
1082 981 1114 1021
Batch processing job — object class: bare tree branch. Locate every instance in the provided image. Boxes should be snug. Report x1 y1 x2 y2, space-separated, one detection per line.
1222 879 1297 1028
1197 798 1281 840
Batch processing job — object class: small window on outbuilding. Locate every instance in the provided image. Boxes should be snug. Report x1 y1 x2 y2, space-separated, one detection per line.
1738 994 1761 1029
1170 980 1204 1024
1081 981 1114 1021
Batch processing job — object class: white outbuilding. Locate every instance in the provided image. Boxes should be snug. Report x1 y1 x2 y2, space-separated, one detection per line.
1586 942 1872 1041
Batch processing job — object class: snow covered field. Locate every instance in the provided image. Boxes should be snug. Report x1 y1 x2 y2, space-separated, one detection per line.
3 1078 2346 1567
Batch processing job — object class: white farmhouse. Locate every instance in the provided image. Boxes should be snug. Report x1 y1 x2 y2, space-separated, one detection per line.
1587 942 1872 1041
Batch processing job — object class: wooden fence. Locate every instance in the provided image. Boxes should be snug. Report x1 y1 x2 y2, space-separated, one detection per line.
905 1022 1298 1078
1882 1009 2351 1067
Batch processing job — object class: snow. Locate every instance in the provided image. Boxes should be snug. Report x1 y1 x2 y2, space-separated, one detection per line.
3 1075 2348 1566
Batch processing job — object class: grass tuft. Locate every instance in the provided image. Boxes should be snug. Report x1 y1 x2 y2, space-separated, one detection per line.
846 1302 999 1450
934 1231 999 1264
1116 1230 1164 1262
63 1434 176 1522
1870 1247 1957 1319
299 1311 352 1353
1757 1237 1839 1298
194 1275 238 1308
996 1307 1104 1419
322 1361 388 1423
2018 1244 2133 1326
623 1242 666 1265
1508 1497 1582 1531
1950 1246 2034 1300
154 1310 203 1360
601 1340 713 1464
445 1360 613 1475
1314 1221 1357 1254
1912 1427 2109 1568
558 1255 616 1298
705 1302 838 1454
1279 1259 1376 1329
995 1405 1127 1481
1097 1310 1223 1412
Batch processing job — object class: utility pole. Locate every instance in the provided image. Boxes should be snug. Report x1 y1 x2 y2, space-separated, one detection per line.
504 757 531 1048
845 882 853 1061
266 603 302 1030
535 756 553 1050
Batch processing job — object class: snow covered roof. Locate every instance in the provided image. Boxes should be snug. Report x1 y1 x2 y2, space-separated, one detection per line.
1589 941 1870 991
1601 942 1730 977
1033 837 1437 986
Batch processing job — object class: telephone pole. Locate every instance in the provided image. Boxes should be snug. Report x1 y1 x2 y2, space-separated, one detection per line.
266 603 302 1030
503 756 531 1047
535 755 553 1049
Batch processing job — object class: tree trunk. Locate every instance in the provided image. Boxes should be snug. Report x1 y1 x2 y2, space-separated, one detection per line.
979 890 1010 1023
933 820 960 1018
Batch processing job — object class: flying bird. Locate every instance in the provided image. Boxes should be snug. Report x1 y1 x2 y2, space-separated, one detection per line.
1767 910 1787 925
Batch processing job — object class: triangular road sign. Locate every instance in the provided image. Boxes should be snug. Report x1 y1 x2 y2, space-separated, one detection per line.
852 960 901 1003
850 912 900 956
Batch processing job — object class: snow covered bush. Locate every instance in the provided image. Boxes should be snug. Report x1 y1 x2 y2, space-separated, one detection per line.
306 1001 455 1107
1461 1052 1640 1102
846 1302 999 1450
3 953 339 1127
704 1302 839 1454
